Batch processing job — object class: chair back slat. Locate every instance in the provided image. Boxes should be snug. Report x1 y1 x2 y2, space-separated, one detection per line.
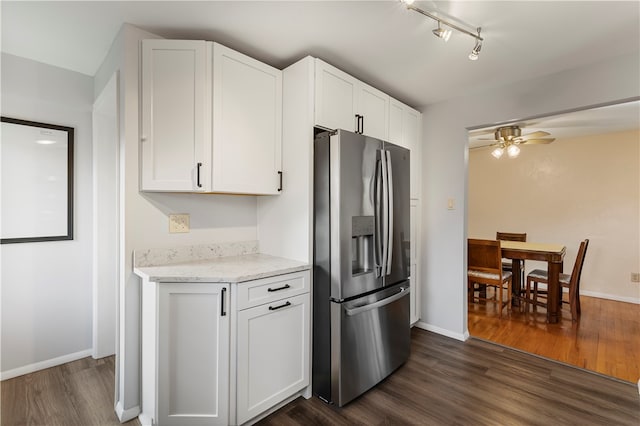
496 232 527 242
468 239 502 274
570 239 589 290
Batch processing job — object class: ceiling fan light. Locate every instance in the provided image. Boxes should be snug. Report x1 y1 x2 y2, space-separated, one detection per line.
400 0 415 5
507 144 520 158
491 147 504 159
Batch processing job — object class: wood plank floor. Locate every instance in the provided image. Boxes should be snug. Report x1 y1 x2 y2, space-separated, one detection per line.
1 356 140 426
259 328 639 425
468 294 640 383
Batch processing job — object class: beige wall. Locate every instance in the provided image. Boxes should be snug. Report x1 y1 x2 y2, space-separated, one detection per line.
468 129 640 303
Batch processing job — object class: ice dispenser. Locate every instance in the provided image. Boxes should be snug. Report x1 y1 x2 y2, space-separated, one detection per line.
351 216 374 276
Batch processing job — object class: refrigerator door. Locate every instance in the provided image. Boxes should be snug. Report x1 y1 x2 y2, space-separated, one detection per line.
326 130 384 300
330 282 410 406
383 141 411 286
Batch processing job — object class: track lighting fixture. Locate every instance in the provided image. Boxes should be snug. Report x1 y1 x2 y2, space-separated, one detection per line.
399 0 484 60
468 35 482 61
432 21 452 42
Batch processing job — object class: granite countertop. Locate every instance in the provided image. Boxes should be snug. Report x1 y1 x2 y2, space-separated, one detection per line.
134 252 310 283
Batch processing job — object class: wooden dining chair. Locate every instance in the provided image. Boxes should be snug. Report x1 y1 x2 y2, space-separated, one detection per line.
525 239 589 321
496 232 527 285
468 239 512 317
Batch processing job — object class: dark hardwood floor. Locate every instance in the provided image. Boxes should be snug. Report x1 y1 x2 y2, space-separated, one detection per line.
3 329 638 425
1 356 140 426
469 293 640 383
259 328 639 425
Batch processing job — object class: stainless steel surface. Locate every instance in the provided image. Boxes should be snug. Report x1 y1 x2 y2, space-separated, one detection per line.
385 150 394 275
313 128 411 407
331 282 410 407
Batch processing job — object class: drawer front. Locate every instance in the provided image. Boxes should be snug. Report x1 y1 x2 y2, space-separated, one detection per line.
237 271 309 310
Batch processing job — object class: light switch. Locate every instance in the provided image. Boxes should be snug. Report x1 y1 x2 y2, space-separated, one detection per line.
169 214 190 233
447 198 455 210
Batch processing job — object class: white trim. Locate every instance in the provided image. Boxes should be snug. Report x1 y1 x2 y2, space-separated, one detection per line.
580 290 639 305
115 400 141 423
138 412 154 426
413 321 468 341
0 349 92 381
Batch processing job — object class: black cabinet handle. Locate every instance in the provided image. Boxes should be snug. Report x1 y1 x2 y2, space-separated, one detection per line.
196 162 203 188
355 114 361 134
277 171 283 192
221 287 227 316
269 301 292 311
267 284 291 292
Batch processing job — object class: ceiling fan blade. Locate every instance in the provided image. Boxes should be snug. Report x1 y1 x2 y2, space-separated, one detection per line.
522 130 551 139
469 143 498 150
522 138 555 145
476 137 499 141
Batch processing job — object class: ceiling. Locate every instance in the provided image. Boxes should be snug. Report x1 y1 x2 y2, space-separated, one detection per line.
468 99 640 149
2 1 639 109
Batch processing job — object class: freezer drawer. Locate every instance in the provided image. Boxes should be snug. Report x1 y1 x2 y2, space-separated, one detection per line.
330 282 410 406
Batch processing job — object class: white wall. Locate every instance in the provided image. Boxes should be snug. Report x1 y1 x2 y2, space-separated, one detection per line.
93 24 259 420
419 52 640 339
469 129 639 303
1 53 94 378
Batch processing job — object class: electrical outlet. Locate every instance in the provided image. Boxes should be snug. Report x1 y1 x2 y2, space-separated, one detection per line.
631 272 640 283
169 214 190 233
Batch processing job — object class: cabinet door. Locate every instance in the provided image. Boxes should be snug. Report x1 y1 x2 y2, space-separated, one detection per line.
212 43 282 194
388 99 405 147
410 200 420 324
141 40 208 191
314 59 359 133
236 293 310 424
405 106 421 200
158 283 229 426
357 83 389 141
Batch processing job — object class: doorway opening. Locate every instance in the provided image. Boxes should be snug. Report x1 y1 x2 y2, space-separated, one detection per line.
466 99 640 384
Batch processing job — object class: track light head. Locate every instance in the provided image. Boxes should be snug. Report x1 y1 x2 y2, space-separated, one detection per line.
468 29 483 60
432 21 452 42
469 40 482 60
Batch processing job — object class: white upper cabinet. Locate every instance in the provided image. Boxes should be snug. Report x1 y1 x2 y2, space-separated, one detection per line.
389 98 422 199
212 43 282 194
141 40 208 191
140 40 283 195
314 59 389 140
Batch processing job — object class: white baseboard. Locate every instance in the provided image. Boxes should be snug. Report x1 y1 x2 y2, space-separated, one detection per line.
580 290 639 305
138 412 153 426
115 400 141 423
413 321 468 342
0 349 92 381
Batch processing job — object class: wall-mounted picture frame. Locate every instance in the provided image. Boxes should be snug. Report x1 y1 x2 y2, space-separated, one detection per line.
1 117 74 244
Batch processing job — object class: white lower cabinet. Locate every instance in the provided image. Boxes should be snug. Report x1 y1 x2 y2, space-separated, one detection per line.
153 283 230 426
236 292 310 424
141 271 311 426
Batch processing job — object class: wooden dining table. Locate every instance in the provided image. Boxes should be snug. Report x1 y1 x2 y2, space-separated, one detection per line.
500 241 566 323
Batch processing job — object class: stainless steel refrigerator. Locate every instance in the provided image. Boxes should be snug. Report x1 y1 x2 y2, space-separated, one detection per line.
313 129 411 407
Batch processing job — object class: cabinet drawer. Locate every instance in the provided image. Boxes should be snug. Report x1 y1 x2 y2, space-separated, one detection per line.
237 271 309 310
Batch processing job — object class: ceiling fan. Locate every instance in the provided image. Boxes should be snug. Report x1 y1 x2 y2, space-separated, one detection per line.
473 125 556 158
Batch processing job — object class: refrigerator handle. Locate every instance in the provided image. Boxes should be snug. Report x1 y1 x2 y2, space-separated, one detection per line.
385 150 394 275
344 285 409 316
374 156 383 278
381 150 389 276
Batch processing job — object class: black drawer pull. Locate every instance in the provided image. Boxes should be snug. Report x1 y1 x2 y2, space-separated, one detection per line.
269 301 292 311
196 162 203 188
267 284 291 292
